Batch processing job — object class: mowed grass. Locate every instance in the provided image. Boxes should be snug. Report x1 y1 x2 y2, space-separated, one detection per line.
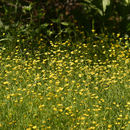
0 36 130 130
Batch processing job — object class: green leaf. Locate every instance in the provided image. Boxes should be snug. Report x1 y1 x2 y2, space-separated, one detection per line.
125 0 130 4
0 19 3 28
47 30 53 36
0 38 11 42
89 4 103 16
95 8 103 16
61 22 69 26
102 0 110 13
22 3 32 13
5 25 9 31
43 23 49 27
41 23 49 29
51 19 60 23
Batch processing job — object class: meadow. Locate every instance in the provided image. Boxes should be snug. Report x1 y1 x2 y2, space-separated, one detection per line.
0 33 130 130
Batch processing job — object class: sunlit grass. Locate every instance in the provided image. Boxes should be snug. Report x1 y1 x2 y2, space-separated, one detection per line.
0 34 129 130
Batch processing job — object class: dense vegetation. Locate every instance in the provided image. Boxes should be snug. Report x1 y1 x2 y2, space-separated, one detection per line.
0 0 130 48
0 0 130 130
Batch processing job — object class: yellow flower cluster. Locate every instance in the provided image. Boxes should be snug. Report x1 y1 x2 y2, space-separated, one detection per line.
0 34 129 129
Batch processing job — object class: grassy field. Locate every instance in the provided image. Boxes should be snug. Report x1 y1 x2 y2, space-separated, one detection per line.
0 35 130 130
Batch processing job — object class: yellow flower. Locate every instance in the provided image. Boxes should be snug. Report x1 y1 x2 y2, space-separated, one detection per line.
3 81 9 85
32 126 37 129
39 104 45 109
108 124 112 128
17 39 20 42
80 116 85 120
26 128 31 130
55 80 60 85
78 74 82 78
53 107 57 111
125 59 129 64
117 33 120 37
92 29 95 33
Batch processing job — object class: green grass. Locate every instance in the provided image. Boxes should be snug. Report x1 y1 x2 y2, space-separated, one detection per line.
0 36 130 130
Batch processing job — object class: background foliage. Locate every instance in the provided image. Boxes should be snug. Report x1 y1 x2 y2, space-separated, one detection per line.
0 0 130 50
